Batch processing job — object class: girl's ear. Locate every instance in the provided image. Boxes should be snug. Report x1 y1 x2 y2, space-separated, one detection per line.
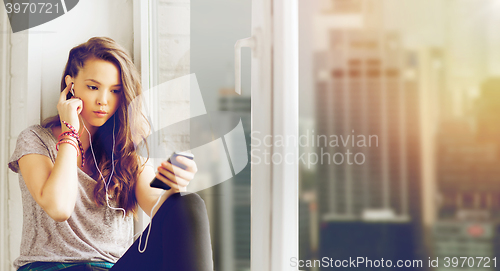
65 75 73 88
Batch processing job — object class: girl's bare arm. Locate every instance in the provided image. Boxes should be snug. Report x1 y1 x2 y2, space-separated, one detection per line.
18 84 83 222
18 143 79 222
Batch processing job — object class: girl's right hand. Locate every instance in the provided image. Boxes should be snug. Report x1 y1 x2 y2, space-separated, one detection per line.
57 83 83 132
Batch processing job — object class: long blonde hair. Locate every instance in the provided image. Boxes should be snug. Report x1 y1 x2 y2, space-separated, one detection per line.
42 37 150 216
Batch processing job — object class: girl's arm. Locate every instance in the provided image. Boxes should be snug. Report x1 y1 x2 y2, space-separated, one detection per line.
135 164 173 217
18 141 79 222
18 84 83 222
135 156 197 217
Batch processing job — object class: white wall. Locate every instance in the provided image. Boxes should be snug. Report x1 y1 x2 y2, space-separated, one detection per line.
37 0 134 120
5 1 133 270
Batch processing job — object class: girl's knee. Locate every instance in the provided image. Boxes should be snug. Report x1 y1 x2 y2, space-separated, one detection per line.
165 193 208 224
168 192 205 209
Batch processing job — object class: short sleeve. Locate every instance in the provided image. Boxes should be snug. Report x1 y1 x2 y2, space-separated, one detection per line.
8 125 53 173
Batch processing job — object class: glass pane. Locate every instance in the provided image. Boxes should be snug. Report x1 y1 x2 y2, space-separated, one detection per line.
152 1 252 271
300 0 500 270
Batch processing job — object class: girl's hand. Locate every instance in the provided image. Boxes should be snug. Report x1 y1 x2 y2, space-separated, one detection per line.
57 83 83 132
155 156 198 192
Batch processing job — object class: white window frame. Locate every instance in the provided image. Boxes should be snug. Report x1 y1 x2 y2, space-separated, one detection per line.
0 5 12 270
133 0 160 233
250 0 299 270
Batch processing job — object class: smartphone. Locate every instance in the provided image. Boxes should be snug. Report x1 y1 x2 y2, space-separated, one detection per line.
150 151 195 190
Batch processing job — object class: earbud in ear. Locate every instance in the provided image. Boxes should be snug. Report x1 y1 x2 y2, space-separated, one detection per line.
70 83 75 96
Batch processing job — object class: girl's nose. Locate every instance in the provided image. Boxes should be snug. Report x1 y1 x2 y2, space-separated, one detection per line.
97 90 108 105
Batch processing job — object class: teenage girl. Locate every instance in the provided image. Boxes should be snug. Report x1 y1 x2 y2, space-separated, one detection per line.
8 37 213 271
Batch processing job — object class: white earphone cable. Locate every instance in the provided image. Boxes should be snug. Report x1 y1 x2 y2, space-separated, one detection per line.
79 114 160 253
81 115 126 219
138 189 165 253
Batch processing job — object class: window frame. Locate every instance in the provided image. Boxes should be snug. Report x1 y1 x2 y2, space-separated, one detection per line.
133 0 154 232
250 0 299 270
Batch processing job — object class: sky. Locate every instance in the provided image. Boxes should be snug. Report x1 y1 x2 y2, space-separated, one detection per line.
191 0 252 112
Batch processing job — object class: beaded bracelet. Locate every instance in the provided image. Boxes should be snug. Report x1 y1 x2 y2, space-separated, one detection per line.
62 120 78 135
58 132 84 159
61 120 85 167
58 131 80 141
56 136 78 150
56 140 80 156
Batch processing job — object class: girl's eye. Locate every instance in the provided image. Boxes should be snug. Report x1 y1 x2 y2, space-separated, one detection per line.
87 85 98 90
112 89 122 94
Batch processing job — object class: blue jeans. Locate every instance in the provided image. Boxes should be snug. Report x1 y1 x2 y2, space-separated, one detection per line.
18 261 112 270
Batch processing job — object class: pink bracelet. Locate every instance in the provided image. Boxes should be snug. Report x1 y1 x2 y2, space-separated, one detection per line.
56 140 80 156
57 136 78 146
61 120 85 167
59 131 80 141
61 120 79 136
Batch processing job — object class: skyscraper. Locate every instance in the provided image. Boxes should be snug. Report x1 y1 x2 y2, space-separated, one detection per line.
432 78 500 266
313 0 423 267
315 19 414 224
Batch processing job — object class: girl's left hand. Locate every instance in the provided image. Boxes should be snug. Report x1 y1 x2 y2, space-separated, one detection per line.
155 156 198 192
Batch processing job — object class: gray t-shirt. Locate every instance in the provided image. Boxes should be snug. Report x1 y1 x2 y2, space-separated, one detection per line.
8 125 134 269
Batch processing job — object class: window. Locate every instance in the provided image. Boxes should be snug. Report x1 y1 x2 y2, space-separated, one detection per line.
136 0 299 270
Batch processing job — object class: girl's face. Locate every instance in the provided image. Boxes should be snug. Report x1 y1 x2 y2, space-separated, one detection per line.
67 57 122 130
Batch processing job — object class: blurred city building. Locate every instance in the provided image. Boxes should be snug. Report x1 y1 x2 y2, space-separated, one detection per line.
415 47 446 262
312 0 425 269
207 89 251 271
302 1 500 270
316 30 415 222
433 78 500 269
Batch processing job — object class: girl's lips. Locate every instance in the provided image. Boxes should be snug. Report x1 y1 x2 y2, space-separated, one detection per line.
94 111 108 117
